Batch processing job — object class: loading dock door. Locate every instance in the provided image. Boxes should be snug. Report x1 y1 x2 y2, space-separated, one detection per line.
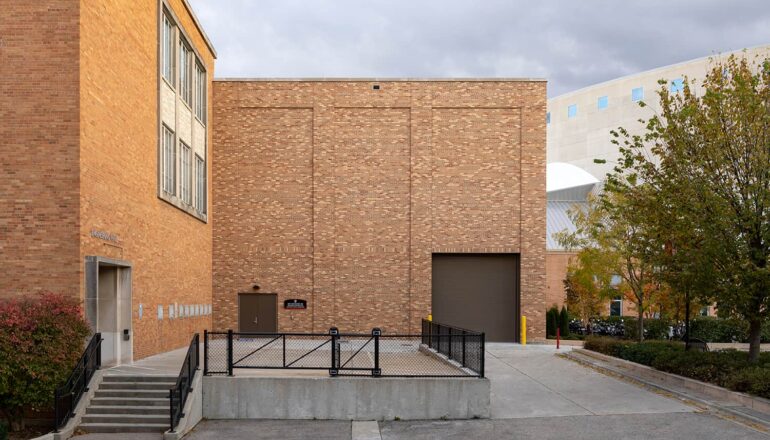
238 293 277 333
431 254 520 342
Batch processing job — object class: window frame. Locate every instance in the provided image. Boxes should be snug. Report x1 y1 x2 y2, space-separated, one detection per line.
180 141 192 205
670 78 684 93
631 87 644 102
610 296 622 317
161 13 175 89
195 154 207 214
179 37 193 107
195 62 207 124
161 125 176 196
597 95 608 110
158 4 208 222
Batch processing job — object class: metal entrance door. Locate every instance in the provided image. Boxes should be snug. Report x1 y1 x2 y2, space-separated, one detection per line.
238 293 277 332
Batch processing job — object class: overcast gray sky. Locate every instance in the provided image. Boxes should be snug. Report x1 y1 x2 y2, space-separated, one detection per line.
189 0 770 97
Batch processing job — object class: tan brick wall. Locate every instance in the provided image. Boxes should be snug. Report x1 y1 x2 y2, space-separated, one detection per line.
78 0 214 359
213 80 546 339
0 1 81 298
545 251 574 309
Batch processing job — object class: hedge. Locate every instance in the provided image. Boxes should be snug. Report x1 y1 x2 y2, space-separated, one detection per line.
584 336 770 399
581 317 770 343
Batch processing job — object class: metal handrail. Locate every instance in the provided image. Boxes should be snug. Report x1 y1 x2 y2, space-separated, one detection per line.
54 333 102 431
421 319 485 377
170 333 199 431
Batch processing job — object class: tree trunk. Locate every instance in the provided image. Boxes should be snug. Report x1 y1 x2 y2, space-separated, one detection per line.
637 304 644 342
748 318 762 363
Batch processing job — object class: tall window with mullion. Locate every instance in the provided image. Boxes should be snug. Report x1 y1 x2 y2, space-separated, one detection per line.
195 63 206 123
195 155 206 214
161 126 176 195
180 142 192 205
162 14 175 87
179 38 192 106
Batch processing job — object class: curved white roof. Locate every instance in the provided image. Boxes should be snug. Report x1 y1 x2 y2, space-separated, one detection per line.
546 162 599 193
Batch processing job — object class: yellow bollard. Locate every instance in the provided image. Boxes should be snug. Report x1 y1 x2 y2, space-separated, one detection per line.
521 316 527 345
427 314 432 322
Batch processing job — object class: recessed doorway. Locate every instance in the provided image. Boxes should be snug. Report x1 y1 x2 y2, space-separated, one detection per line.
85 256 132 366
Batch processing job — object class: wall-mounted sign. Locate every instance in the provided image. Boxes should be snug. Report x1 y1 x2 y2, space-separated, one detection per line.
90 229 119 243
284 299 307 310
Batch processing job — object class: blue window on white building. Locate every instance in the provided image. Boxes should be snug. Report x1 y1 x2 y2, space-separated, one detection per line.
631 87 644 102
597 95 608 110
546 112 551 124
670 78 684 93
567 104 577 118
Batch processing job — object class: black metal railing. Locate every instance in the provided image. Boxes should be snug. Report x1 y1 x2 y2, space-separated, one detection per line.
204 324 485 378
54 333 102 431
422 319 485 377
170 333 199 432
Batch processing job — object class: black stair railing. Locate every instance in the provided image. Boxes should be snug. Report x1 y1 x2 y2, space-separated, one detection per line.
54 332 102 431
170 333 199 431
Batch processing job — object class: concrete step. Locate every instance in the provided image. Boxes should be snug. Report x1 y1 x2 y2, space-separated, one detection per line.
102 375 176 383
79 422 168 433
95 389 169 399
82 413 168 425
100 381 175 390
90 397 168 407
87 405 168 415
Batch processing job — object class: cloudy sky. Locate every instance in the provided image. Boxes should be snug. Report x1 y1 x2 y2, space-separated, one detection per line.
188 0 770 97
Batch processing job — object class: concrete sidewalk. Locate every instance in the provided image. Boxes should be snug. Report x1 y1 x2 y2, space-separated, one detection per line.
485 343 692 418
79 343 766 440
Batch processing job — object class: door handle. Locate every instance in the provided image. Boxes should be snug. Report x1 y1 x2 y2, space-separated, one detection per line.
254 317 258 324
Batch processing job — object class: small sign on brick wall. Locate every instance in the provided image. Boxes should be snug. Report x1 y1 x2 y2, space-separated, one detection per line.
284 299 307 310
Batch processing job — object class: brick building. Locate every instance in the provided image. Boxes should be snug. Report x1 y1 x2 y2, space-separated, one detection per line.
212 80 546 342
1 2 547 360
1 0 215 362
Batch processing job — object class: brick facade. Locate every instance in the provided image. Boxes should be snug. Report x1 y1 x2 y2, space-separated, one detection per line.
0 1 81 297
3 5 548 350
1 0 215 359
213 80 546 338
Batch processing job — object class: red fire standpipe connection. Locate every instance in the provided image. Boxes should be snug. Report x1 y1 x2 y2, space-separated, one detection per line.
556 328 560 350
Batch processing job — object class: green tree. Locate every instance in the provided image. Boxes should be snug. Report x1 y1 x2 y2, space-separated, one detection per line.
609 54 770 361
562 248 613 325
557 192 663 341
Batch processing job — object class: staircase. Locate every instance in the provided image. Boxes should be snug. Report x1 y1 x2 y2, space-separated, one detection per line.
80 375 174 433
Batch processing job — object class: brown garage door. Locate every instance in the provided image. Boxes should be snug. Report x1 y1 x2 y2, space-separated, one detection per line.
431 254 519 342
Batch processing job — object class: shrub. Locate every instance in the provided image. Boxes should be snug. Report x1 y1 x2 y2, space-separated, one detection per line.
546 306 558 338
0 421 6 440
0 293 90 431
559 306 570 337
618 340 682 366
689 317 747 343
724 367 770 399
584 336 628 357
620 317 672 341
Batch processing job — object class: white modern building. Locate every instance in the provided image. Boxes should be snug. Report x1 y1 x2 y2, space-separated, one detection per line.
547 44 770 180
545 44 770 316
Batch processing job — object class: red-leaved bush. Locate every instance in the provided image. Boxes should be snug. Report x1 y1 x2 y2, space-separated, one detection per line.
0 292 89 431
